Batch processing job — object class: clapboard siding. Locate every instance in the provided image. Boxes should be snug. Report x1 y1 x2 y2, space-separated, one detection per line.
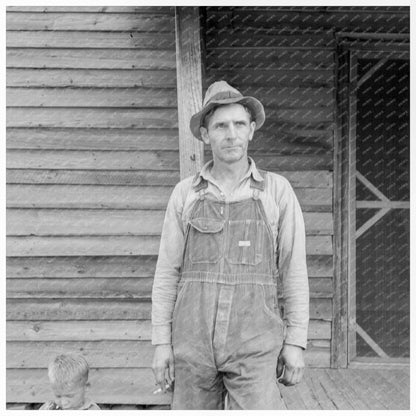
6 69 177 88
5 6 178 406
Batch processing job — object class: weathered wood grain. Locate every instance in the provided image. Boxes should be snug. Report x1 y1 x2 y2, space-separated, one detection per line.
6 128 179 150
7 150 180 170
6 319 330 341
6 31 175 49
6 256 157 278
6 235 332 256
7 49 176 69
7 277 154 298
7 87 178 107
6 254 333 278
6 12 175 31
6 68 177 88
6 185 331 210
6 169 181 186
7 298 152 320
6 6 175 13
6 340 155 368
7 209 333 236
6 108 178 128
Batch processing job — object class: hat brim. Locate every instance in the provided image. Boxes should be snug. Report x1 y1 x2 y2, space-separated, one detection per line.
190 96 265 140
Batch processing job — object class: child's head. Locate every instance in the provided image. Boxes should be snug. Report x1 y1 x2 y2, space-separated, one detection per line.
48 353 90 410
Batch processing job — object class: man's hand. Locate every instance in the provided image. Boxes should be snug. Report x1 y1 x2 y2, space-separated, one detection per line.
276 344 305 386
152 344 175 393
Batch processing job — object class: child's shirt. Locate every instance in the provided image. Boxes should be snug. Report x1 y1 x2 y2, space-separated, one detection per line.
39 399 100 410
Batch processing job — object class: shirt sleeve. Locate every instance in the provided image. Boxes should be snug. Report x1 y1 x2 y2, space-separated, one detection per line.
151 181 187 345
276 177 310 349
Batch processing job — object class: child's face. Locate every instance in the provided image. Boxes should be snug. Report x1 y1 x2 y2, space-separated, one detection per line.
52 382 86 410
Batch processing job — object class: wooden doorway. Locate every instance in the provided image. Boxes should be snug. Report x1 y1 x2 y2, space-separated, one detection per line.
336 44 410 366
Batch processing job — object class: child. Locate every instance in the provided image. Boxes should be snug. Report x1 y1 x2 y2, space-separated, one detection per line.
39 353 100 410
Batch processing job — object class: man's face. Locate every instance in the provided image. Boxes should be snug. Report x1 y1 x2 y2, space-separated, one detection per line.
200 104 256 164
52 382 86 410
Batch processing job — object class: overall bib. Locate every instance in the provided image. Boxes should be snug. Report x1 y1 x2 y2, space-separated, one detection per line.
172 173 285 410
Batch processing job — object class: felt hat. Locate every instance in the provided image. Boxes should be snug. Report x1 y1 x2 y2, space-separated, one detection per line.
190 81 265 140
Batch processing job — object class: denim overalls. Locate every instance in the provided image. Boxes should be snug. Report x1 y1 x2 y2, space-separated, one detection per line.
171 172 285 409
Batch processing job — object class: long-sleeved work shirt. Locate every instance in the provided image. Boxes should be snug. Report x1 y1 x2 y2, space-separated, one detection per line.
151 157 309 349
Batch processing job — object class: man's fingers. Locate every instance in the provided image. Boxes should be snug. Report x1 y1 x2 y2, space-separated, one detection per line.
276 356 284 379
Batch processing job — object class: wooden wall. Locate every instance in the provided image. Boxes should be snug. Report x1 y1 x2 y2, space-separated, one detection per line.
202 5 409 368
6 6 177 405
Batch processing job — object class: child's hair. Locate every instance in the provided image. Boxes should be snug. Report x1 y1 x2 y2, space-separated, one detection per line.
48 353 89 388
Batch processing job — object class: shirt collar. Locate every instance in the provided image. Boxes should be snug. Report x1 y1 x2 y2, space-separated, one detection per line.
192 157 264 188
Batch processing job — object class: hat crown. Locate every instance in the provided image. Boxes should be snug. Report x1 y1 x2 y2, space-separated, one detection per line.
203 81 242 106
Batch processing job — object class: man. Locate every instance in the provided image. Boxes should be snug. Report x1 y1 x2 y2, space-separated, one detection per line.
151 81 309 410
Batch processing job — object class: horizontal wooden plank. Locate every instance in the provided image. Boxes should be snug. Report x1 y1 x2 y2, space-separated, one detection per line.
6 295 331 320
6 30 175 49
7 319 329 341
7 277 154 298
6 236 161 257
6 209 333 236
6 340 155 368
6 169 180 186
6 254 333 278
6 256 157 278
6 128 179 150
6 68 177 88
309 277 333 296
7 368 171 404
6 320 152 341
6 12 175 31
6 235 332 256
7 150 180 170
7 49 176 69
6 6 175 13
7 298 152 320
6 185 331 210
7 87 178 107
7 340 329 369
6 108 178 128
206 48 334 70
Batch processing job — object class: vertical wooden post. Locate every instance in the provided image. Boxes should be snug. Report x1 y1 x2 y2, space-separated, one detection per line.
175 7 204 180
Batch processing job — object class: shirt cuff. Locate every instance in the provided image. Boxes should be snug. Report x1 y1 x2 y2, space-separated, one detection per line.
284 325 308 350
152 324 172 345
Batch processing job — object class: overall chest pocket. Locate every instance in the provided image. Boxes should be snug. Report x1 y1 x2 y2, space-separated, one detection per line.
227 219 265 265
188 217 225 263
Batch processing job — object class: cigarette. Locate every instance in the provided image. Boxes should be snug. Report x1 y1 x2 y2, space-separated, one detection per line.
153 383 171 394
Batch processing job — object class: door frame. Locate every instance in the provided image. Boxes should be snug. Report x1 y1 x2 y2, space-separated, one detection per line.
333 37 409 368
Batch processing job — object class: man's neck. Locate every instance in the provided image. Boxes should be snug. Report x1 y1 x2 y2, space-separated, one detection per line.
210 157 250 187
